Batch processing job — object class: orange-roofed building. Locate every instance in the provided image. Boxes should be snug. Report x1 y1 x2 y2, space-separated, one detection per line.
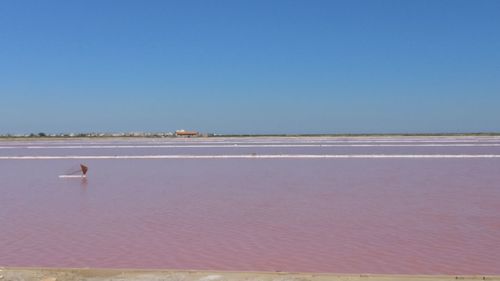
175 130 199 137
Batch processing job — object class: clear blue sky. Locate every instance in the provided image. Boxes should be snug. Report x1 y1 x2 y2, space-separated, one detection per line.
1 0 499 134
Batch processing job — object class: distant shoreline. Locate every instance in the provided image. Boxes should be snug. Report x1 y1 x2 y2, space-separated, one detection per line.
210 133 500 137
1 132 500 141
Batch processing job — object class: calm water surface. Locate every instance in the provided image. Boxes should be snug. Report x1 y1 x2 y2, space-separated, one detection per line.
1 137 499 274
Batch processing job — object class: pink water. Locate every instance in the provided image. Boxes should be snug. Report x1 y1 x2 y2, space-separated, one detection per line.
1 137 500 274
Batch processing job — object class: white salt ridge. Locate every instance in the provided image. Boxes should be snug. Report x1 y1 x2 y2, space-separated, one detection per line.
2 154 500 160
2 143 500 149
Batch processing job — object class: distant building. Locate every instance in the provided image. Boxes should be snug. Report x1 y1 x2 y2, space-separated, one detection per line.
175 129 199 137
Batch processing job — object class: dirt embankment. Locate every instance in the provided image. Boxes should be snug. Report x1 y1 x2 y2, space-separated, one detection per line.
1 268 499 281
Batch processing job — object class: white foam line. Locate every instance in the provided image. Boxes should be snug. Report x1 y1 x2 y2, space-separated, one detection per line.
2 143 500 149
58 175 86 178
3 141 500 148
2 154 500 160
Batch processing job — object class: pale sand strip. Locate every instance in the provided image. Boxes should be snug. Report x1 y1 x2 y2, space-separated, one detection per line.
1 154 500 160
0 267 498 281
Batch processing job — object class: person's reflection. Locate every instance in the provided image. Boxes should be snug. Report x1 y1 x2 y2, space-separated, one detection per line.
80 177 88 189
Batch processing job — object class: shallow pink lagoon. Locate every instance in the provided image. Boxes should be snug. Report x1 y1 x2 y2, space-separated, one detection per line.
1 137 500 274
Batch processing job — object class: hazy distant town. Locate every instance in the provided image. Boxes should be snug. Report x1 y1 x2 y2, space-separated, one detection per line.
0 130 208 138
1 131 500 139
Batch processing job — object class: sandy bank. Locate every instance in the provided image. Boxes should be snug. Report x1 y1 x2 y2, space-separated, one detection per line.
0 268 499 281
